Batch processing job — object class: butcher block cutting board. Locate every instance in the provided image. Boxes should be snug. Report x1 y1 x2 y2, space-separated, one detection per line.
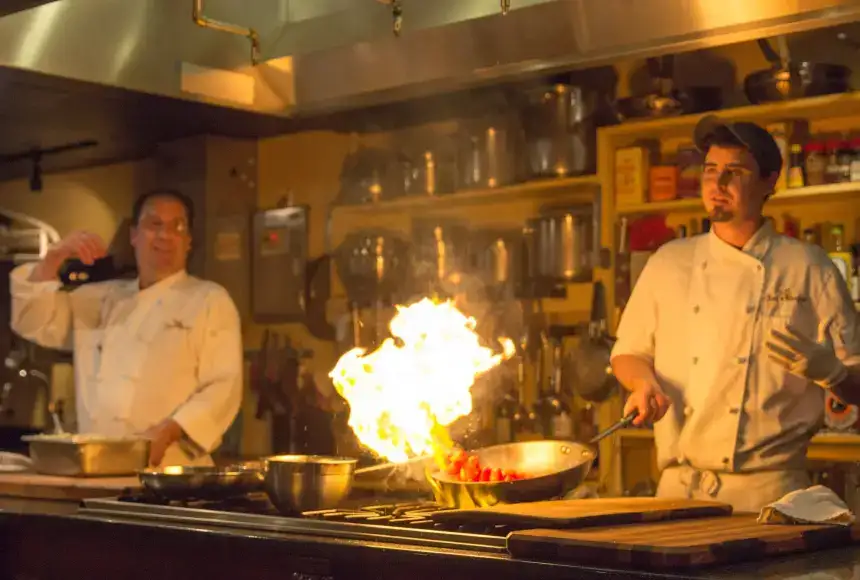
0 472 140 501
507 514 860 570
428 497 732 528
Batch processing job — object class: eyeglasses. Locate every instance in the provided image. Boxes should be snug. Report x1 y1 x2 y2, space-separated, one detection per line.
139 218 188 236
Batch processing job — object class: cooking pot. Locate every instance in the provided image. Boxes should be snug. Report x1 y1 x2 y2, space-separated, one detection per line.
457 117 525 190
613 55 723 122
337 146 402 205
524 201 600 284
469 229 522 301
744 37 851 104
521 83 597 178
334 229 410 306
411 219 471 296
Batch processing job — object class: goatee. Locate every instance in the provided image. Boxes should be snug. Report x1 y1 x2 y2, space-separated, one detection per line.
709 207 734 223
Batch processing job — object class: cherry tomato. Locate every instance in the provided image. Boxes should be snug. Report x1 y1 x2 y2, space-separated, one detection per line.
503 474 513 482
466 455 480 470
489 468 503 482
445 461 461 476
480 467 492 482
449 448 467 463
460 465 480 482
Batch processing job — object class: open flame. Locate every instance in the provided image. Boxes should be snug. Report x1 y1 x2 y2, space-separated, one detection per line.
329 298 515 463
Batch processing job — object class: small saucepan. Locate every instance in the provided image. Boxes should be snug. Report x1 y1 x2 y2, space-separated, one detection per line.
427 410 638 508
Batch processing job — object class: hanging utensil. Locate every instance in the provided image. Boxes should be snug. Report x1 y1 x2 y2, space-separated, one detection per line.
568 281 619 403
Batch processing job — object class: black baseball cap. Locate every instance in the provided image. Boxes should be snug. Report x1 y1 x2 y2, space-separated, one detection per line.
693 115 783 178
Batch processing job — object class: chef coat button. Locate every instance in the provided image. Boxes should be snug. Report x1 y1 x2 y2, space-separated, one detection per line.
729 407 739 414
684 406 693 417
722 457 730 464
746 305 755 314
692 357 699 364
737 356 747 364
757 265 763 272
693 305 700 314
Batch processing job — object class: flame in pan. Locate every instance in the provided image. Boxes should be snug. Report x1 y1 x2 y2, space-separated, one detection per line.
329 298 514 463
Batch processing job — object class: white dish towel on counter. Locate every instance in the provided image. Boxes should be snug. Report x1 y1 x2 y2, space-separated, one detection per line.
758 485 856 526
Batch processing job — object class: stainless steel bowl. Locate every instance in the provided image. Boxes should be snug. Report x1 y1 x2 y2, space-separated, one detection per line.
139 465 264 500
263 455 357 514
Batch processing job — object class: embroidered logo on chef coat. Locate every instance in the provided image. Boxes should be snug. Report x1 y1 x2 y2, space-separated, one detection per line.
166 319 191 330
764 288 807 305
764 288 807 318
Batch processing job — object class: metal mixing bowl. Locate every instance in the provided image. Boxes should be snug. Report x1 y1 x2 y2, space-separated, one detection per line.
263 455 357 514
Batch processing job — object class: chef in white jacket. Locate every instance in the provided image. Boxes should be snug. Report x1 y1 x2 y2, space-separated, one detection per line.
611 116 860 512
9 189 242 467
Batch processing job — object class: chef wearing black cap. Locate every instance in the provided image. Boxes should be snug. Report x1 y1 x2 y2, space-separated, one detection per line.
610 116 860 512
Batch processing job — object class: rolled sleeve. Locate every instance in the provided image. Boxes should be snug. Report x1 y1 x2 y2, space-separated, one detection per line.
611 254 661 363
10 263 72 350
172 289 243 453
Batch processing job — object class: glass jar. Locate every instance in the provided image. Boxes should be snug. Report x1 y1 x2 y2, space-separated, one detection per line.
804 141 827 186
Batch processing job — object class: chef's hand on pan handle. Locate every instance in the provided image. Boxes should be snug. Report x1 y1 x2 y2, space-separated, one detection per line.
29 230 108 282
766 323 847 390
623 378 671 427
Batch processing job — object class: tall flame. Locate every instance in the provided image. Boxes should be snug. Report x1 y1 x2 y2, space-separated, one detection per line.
329 298 514 462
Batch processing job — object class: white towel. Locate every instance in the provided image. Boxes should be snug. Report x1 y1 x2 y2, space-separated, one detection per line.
0 451 32 473
758 485 855 526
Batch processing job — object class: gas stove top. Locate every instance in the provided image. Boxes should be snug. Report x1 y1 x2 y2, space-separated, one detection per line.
79 490 511 554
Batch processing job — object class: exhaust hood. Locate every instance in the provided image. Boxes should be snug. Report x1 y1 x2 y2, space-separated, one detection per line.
0 0 858 180
0 0 59 18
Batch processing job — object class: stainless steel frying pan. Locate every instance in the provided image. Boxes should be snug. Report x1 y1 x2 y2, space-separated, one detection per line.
428 410 637 508
138 463 264 500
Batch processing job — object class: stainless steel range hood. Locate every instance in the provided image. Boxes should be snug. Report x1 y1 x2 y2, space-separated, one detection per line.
0 0 859 180
0 0 59 18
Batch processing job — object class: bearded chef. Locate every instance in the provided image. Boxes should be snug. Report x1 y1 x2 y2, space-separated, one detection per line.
9 189 242 467
611 116 860 512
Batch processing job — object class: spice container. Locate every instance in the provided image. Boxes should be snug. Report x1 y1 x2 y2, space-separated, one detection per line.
648 166 678 202
804 141 827 186
826 139 852 184
850 138 860 182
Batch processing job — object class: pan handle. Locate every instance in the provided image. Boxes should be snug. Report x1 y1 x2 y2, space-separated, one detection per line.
756 38 783 67
588 409 639 445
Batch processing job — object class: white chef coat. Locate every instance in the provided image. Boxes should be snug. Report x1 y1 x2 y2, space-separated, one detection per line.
612 222 860 478
9 264 243 467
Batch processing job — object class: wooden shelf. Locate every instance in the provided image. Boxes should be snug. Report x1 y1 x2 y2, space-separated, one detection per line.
616 181 860 215
601 91 860 142
331 174 600 216
616 428 860 463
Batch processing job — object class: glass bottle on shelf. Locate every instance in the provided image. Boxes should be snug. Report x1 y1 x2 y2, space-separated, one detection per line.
537 341 574 439
512 354 533 437
494 388 517 444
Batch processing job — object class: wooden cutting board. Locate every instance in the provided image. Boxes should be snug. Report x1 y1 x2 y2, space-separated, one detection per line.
0 472 140 501
507 514 860 570
428 497 732 528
